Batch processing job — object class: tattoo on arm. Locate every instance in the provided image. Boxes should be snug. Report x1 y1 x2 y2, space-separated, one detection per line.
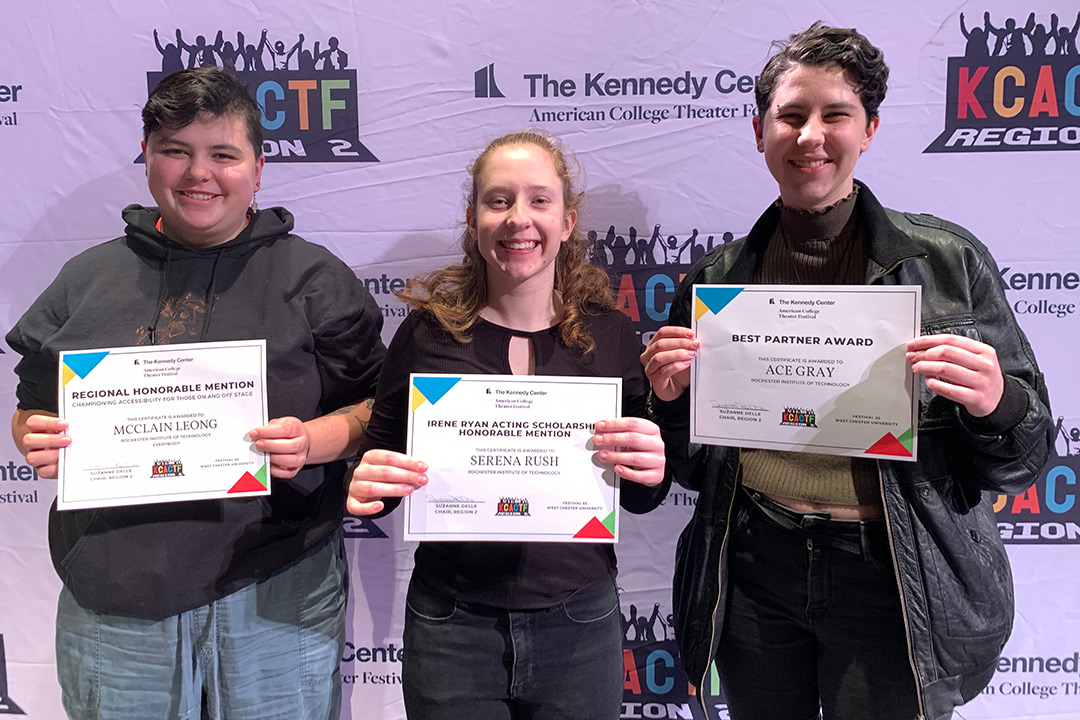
329 398 375 435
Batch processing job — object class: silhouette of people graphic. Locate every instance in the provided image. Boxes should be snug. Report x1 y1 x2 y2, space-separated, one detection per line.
1056 12 1080 54
154 29 184 74
316 36 349 70
240 31 266 71
178 32 217 68
1028 13 1059 56
260 29 304 70
988 13 1035 56
960 12 992 59
604 225 633 269
632 224 661 266
213 30 245 71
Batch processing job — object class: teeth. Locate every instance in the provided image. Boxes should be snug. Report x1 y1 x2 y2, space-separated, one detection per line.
793 160 827 168
504 241 538 250
183 192 216 200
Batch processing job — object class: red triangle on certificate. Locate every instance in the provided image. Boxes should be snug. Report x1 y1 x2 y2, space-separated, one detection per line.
228 471 267 493
574 516 615 539
864 432 914 458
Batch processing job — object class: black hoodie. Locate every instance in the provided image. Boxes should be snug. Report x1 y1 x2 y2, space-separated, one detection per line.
7 205 385 619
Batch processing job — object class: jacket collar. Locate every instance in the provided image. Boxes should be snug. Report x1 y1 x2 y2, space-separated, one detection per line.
735 180 927 284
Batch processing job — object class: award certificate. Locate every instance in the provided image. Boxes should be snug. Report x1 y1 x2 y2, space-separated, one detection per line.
691 285 921 460
58 340 270 510
404 374 622 542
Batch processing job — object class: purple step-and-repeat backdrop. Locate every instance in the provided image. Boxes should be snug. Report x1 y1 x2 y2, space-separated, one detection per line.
2 2 1078 718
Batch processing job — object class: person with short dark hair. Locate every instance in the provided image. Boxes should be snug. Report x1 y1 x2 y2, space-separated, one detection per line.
642 22 1053 720
8 66 386 720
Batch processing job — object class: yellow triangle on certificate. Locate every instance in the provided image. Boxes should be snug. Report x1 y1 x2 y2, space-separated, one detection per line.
62 364 77 387
694 295 709 322
411 385 427 411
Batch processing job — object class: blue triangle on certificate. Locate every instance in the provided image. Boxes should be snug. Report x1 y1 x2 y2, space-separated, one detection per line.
696 287 743 315
63 351 110 379
413 376 462 406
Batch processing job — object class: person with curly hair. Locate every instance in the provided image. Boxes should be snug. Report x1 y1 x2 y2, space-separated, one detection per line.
348 130 669 719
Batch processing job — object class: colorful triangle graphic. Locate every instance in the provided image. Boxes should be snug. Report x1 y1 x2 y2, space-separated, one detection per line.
896 426 914 454
600 510 616 535
62 351 110 386
695 287 743 318
412 376 462 409
574 515 616 540
864 432 914 458
228 464 269 493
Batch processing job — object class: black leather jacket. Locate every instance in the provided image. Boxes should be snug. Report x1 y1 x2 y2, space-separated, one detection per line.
654 182 1054 720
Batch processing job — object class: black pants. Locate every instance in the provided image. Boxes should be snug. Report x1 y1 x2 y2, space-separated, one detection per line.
716 487 921 720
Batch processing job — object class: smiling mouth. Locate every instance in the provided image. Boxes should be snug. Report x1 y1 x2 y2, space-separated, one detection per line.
502 240 539 250
791 159 829 169
180 191 220 200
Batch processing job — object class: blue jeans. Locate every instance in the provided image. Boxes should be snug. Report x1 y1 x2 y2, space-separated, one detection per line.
716 489 920 720
402 575 623 720
55 531 348 720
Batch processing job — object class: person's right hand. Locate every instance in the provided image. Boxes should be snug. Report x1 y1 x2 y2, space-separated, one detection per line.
641 326 700 402
346 449 428 516
20 415 70 479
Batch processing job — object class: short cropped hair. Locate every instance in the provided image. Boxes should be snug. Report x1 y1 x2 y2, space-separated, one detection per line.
755 22 889 122
142 67 263 155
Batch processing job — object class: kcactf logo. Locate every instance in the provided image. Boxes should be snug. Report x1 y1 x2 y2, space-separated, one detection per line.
591 223 737 344
150 459 184 478
780 407 817 428
995 450 1080 543
495 497 530 516
925 11 1080 153
0 635 26 715
143 28 377 162
620 598 728 719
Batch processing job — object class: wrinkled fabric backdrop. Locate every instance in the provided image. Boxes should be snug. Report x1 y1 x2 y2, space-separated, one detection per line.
2 2 1078 718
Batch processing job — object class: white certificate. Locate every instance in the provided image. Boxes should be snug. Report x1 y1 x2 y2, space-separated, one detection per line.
57 340 270 510
403 374 622 543
691 285 921 460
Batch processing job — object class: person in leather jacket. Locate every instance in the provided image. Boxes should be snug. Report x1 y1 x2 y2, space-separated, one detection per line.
641 22 1054 720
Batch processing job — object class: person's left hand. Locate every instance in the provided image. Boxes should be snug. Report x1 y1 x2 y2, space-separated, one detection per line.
592 417 665 487
907 334 1004 417
248 416 311 478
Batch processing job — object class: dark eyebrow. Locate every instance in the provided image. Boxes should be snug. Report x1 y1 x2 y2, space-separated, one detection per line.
775 100 860 113
154 136 244 154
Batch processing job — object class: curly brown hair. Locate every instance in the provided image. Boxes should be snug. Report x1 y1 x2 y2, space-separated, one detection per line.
755 22 889 123
396 131 615 352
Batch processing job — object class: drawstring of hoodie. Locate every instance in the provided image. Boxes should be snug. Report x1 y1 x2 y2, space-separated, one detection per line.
147 245 173 346
200 249 224 341
145 244 225 344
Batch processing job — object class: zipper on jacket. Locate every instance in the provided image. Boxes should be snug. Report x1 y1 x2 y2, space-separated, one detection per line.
696 453 741 717
870 227 928 720
877 460 927 720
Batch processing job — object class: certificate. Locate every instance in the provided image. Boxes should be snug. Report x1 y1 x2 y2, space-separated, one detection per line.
403 374 622 543
691 285 921 460
57 340 270 510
